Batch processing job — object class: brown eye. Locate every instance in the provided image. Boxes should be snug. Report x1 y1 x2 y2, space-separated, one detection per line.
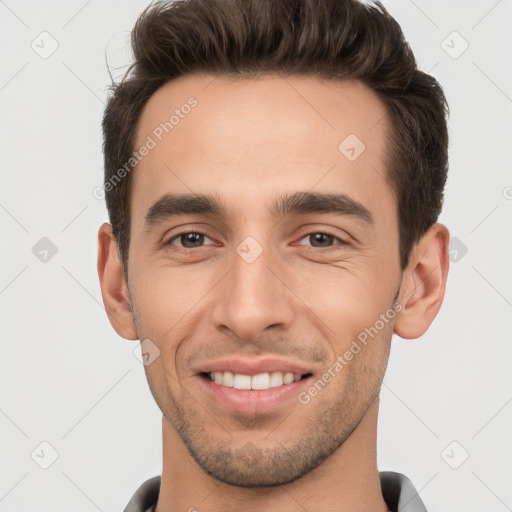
166 231 213 249
297 232 348 249
308 233 334 248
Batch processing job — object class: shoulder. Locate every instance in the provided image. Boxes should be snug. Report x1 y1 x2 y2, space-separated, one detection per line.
379 471 428 512
123 475 161 512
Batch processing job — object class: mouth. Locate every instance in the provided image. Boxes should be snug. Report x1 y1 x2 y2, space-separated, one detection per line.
197 369 314 415
200 371 313 390
193 356 316 414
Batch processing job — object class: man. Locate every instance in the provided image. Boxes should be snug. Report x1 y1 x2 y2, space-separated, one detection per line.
97 0 450 510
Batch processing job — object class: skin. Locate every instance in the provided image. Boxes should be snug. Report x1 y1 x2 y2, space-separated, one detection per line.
97 73 450 512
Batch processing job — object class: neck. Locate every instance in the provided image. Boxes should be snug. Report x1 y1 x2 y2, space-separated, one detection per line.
155 396 390 512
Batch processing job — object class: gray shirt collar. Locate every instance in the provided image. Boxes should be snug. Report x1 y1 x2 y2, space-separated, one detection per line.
124 471 428 512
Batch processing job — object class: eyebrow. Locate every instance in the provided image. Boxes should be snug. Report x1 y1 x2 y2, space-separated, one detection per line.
144 190 374 229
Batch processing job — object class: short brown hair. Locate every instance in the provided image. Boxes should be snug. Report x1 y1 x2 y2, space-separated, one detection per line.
102 0 449 275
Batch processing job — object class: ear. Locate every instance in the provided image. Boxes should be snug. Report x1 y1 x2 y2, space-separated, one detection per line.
394 222 450 339
97 222 139 340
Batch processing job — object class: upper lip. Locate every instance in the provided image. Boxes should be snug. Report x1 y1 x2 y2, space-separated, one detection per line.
194 357 314 377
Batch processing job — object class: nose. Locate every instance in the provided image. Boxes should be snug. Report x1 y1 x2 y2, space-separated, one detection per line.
210 242 295 341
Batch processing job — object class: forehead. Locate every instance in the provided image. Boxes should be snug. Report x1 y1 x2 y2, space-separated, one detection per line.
131 73 393 223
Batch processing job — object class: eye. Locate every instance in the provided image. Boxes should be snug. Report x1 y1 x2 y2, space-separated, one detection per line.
163 230 349 252
296 231 348 249
165 231 214 249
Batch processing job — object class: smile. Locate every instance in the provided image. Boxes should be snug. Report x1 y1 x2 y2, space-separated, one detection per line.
206 371 311 390
198 371 314 415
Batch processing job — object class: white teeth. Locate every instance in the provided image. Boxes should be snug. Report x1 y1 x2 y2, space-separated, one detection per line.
233 374 251 390
251 372 270 390
222 371 234 387
269 371 284 388
283 372 294 384
209 371 304 390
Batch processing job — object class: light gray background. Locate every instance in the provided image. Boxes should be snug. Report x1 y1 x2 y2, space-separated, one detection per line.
1 0 511 510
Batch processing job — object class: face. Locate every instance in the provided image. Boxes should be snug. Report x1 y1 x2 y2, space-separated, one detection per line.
125 73 403 486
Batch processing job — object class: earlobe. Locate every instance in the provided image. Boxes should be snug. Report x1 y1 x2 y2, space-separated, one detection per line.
393 223 450 339
97 222 139 340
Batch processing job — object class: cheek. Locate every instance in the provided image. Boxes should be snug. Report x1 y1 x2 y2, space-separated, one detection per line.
292 262 397 334
288 268 397 382
132 265 214 339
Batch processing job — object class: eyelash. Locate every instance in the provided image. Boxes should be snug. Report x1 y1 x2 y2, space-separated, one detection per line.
163 229 349 252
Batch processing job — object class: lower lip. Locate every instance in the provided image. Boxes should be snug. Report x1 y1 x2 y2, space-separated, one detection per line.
198 374 313 415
